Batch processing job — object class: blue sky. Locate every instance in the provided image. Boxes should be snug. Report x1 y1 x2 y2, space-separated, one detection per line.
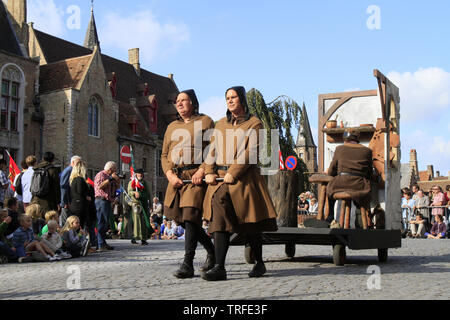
21 0 450 175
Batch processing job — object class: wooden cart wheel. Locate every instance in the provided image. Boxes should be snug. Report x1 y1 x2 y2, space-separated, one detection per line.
378 248 388 263
244 243 255 264
285 242 296 258
333 244 346 266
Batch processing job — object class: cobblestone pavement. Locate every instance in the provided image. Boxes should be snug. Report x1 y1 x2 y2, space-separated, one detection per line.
1 238 449 300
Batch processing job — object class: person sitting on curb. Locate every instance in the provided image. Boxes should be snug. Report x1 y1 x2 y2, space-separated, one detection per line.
409 213 426 238
425 214 447 239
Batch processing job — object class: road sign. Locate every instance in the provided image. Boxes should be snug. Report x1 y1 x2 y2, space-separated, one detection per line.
120 145 131 164
285 156 298 171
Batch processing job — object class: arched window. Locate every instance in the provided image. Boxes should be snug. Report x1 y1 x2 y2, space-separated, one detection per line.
1 66 22 131
88 96 100 137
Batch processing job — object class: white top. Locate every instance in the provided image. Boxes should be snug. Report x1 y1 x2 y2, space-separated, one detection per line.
21 168 34 203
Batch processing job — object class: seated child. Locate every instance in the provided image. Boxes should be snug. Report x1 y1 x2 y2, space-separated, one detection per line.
39 210 60 237
162 221 175 240
41 220 71 259
409 213 426 238
0 209 20 263
60 216 90 258
4 198 20 237
309 198 319 214
150 221 160 240
425 214 447 239
13 215 58 261
25 204 45 237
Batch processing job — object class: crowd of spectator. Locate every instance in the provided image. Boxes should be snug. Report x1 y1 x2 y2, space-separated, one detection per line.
401 184 449 239
0 152 213 265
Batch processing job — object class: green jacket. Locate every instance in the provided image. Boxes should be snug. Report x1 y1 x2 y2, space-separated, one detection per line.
127 180 150 209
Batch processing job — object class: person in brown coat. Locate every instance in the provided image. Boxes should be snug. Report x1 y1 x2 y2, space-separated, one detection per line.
202 86 278 281
161 89 216 279
326 130 373 225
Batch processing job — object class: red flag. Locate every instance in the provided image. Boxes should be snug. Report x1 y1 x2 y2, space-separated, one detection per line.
6 151 21 192
87 178 94 186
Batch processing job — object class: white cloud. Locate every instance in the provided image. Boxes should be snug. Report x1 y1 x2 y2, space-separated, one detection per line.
99 11 190 64
388 67 450 122
27 0 66 37
200 97 227 122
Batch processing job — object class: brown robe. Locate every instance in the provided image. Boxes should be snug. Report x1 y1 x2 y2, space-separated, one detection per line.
326 143 373 201
203 115 277 233
161 114 214 223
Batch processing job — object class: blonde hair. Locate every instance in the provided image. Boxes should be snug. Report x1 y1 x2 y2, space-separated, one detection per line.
44 210 59 222
25 204 42 219
19 214 31 225
61 215 80 234
70 161 87 185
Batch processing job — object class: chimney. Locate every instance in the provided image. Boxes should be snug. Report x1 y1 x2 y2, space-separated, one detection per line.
427 165 434 180
6 0 28 53
168 73 174 80
128 48 140 76
436 171 440 178
409 149 418 180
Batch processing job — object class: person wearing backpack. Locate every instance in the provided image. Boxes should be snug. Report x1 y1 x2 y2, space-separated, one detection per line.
30 152 61 215
21 156 37 210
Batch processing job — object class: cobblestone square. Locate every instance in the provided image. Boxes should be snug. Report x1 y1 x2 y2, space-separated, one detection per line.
1 239 449 300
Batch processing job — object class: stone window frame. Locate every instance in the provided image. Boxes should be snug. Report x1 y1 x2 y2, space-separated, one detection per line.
88 95 101 138
0 65 22 132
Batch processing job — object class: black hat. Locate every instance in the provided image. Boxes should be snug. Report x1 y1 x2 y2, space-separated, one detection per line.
225 86 250 122
177 89 199 119
135 169 144 174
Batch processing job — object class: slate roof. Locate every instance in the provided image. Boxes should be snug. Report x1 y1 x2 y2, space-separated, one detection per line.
0 1 23 57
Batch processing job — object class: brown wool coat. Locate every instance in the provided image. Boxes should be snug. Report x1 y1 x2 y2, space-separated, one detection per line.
161 114 215 209
326 143 373 201
203 115 277 224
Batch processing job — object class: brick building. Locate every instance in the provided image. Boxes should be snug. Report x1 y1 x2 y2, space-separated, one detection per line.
3 0 179 200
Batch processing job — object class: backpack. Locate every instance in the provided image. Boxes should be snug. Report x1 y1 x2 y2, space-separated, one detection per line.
30 165 52 197
13 171 25 196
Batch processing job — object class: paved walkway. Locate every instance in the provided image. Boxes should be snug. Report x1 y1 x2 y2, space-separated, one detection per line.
1 239 449 300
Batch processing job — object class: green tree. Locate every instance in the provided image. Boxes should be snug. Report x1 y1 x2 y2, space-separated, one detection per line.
247 88 310 192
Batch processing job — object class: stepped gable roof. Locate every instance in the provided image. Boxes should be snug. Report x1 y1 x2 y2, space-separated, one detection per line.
0 1 23 57
39 54 92 93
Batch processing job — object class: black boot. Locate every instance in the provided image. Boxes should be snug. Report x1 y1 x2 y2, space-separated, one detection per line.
247 233 266 278
201 264 227 281
199 253 216 272
141 240 149 245
248 262 267 277
197 224 216 272
174 253 195 279
173 262 195 279
131 238 137 244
